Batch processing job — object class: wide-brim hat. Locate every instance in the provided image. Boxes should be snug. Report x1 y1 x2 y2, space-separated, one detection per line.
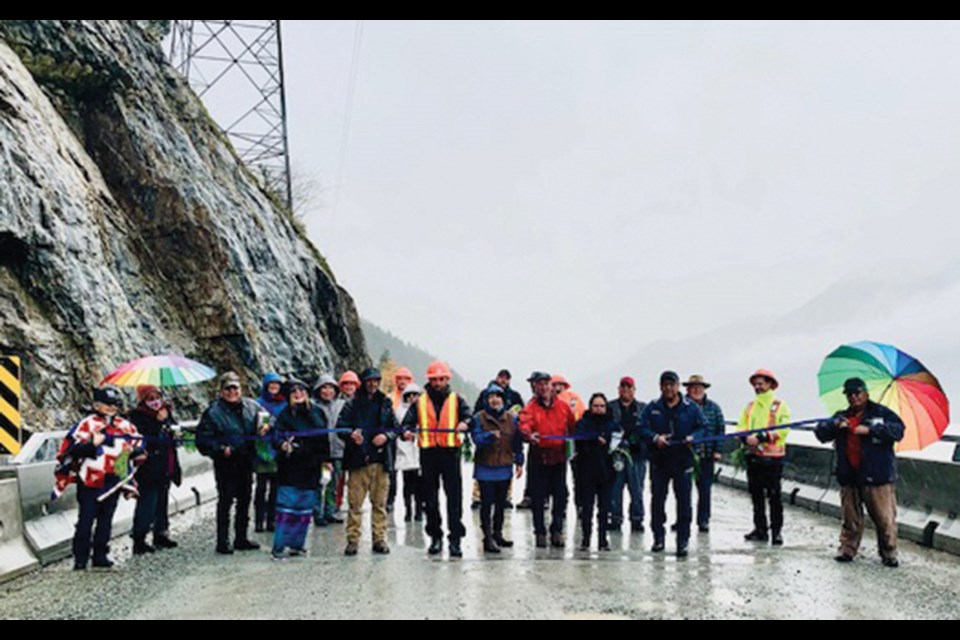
682 374 711 389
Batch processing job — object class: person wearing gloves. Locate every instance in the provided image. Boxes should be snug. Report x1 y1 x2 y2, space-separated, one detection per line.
815 377 905 567
574 393 616 552
270 379 330 559
196 372 264 555
254 372 286 533
470 384 524 554
313 374 346 526
394 383 425 523
128 385 182 554
338 368 400 556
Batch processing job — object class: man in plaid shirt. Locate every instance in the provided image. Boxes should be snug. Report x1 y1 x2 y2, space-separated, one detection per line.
683 375 725 533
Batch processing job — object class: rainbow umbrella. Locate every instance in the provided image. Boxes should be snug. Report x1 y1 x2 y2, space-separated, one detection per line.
101 354 217 388
818 341 949 451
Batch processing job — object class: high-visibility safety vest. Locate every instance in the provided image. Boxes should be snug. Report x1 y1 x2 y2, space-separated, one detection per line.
417 392 462 449
743 399 787 458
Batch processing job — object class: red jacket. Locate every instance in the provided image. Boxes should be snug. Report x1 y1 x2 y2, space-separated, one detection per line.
519 398 575 466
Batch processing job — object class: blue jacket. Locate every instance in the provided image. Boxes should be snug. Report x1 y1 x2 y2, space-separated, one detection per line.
688 395 725 457
639 396 708 470
815 401 904 486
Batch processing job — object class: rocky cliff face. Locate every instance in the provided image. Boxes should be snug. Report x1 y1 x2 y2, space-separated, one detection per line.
0 20 368 428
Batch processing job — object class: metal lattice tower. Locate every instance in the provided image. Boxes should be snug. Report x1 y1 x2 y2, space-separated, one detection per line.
168 20 293 211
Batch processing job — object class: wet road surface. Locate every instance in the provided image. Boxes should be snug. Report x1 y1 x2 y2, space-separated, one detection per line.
2 481 959 619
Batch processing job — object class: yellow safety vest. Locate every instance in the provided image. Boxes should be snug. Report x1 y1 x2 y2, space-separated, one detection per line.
417 392 461 449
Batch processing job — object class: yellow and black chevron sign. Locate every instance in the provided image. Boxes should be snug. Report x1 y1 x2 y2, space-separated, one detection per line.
0 356 22 455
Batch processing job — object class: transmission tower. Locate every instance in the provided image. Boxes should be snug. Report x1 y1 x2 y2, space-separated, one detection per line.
168 20 293 211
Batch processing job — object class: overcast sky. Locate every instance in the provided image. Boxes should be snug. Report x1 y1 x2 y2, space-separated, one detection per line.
200 20 960 391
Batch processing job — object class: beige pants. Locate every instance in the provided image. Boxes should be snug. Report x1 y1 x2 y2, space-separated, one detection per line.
839 484 898 560
347 463 389 545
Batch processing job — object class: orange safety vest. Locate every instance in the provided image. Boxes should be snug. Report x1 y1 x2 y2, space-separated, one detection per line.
745 399 786 458
417 392 462 449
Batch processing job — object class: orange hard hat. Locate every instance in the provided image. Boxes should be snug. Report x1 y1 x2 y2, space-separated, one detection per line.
395 366 414 381
551 374 570 388
749 369 779 390
339 370 360 386
426 360 452 380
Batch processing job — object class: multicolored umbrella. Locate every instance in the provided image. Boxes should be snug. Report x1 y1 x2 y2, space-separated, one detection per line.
818 341 949 451
101 354 217 388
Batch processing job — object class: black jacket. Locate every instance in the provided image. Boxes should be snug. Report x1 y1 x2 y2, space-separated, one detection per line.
815 401 905 487
609 399 647 459
338 390 399 472
273 403 330 490
574 414 616 486
196 398 261 460
127 405 182 489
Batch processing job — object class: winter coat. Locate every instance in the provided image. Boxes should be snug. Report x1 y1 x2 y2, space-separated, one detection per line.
471 408 523 481
609 398 647 459
196 398 261 460
394 401 420 472
127 404 182 489
815 401 905 487
338 390 399 472
574 413 616 486
273 402 330 490
519 397 576 466
639 397 708 470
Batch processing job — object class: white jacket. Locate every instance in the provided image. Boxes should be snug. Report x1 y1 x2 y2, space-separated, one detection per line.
394 401 420 471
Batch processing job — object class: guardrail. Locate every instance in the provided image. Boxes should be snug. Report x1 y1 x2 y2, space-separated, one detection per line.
0 420 214 578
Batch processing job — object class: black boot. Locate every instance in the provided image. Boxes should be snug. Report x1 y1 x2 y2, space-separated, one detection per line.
449 538 463 558
494 533 513 548
154 534 178 550
483 538 501 554
132 536 155 555
579 530 591 551
428 537 443 555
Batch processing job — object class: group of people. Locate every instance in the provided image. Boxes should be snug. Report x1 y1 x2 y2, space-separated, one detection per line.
59 361 907 569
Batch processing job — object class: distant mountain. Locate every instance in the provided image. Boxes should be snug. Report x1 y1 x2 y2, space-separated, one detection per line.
579 267 960 460
362 319 482 401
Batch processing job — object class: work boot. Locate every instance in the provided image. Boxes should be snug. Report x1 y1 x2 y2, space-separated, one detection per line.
344 542 358 556
372 541 390 555
550 533 564 548
744 530 768 542
631 521 645 534
91 557 114 570
698 525 710 533
835 553 854 563
676 546 689 558
651 541 665 553
599 537 611 552
483 538 501 554
882 557 900 568
771 532 784 546
428 537 443 555
449 538 463 558
216 543 233 555
234 539 261 551
154 534 178 549
535 535 548 548
494 534 513 548
132 536 155 555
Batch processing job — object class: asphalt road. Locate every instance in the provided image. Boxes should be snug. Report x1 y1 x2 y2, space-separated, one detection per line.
2 479 958 619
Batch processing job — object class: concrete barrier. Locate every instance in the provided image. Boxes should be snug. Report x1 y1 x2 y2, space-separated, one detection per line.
0 478 38 582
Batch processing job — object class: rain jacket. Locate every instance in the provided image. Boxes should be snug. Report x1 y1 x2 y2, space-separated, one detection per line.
519 397 576 466
273 402 330 490
338 390 399 472
815 401 905 486
736 390 791 464
197 398 261 460
574 413 616 486
470 405 524 482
